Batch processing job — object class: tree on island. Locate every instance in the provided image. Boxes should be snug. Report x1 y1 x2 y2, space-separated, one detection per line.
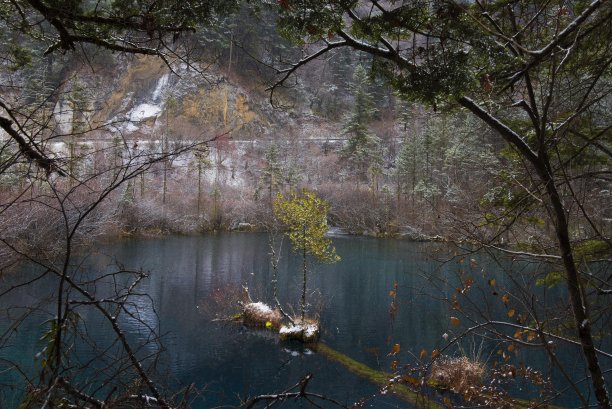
273 190 339 325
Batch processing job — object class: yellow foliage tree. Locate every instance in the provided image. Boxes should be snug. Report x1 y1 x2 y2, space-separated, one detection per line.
273 190 339 321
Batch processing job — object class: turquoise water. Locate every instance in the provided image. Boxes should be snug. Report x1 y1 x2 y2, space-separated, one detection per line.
0 233 605 407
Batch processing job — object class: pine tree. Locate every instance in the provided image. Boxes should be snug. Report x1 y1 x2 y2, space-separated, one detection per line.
340 64 382 183
259 144 284 203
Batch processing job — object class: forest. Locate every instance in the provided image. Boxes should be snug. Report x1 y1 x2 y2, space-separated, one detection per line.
0 0 609 408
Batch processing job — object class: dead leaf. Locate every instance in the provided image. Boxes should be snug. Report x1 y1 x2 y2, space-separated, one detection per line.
450 316 460 326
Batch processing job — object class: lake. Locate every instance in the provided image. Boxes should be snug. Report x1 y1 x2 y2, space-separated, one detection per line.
0 233 602 407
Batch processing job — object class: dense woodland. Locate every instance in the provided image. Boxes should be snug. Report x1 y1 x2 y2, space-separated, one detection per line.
0 0 610 408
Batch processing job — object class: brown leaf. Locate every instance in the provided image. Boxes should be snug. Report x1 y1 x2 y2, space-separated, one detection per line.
431 349 440 359
452 299 461 310
507 308 515 318
419 349 428 359
392 343 401 354
502 293 510 305
450 316 460 326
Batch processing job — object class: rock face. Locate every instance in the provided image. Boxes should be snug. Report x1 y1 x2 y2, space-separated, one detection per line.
279 321 320 343
242 302 282 328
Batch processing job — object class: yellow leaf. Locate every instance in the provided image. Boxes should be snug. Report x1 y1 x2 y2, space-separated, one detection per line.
502 293 510 304
392 343 401 354
389 290 396 298
488 278 496 286
419 349 428 359
265 321 273 329
450 316 460 326
507 308 515 318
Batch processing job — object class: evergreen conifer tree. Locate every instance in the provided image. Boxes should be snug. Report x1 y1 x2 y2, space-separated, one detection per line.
340 64 382 183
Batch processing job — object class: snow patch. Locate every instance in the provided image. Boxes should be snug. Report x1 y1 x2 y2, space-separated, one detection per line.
124 123 139 133
129 103 162 122
243 302 281 327
152 74 169 102
279 322 320 343
246 302 273 316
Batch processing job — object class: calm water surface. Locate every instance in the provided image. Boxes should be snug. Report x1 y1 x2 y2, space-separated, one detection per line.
0 233 599 407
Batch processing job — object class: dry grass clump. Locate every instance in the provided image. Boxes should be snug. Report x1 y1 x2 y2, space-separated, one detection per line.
430 356 485 394
243 302 282 328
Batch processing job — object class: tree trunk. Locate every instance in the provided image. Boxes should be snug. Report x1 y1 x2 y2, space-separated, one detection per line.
302 225 307 322
543 172 610 409
459 96 610 408
197 162 202 216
